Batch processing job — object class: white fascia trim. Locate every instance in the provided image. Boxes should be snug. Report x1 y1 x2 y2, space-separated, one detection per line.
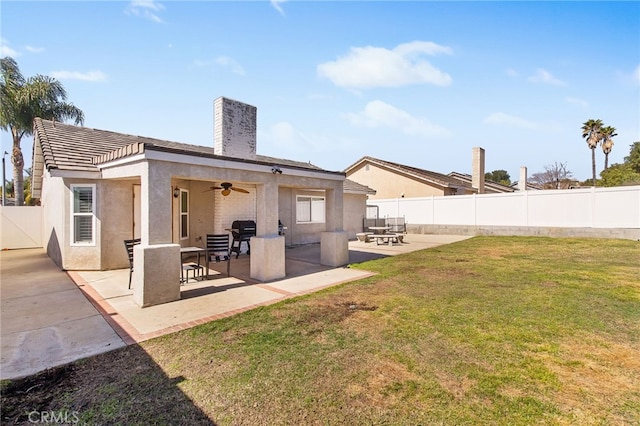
97 149 345 181
49 170 102 179
148 150 345 180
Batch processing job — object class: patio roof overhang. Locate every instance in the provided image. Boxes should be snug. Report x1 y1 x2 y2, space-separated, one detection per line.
94 144 346 185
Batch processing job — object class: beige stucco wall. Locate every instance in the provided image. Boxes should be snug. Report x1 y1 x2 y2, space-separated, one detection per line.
100 179 139 270
347 162 454 199
42 173 65 269
42 175 139 271
343 193 367 238
278 188 326 245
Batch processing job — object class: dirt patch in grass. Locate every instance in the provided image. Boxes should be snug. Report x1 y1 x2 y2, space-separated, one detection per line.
531 335 640 424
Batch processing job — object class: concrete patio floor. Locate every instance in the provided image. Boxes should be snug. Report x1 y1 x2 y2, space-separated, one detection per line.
1 234 471 380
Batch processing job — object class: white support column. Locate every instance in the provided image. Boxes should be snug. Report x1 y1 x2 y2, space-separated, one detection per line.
133 162 181 307
321 182 348 267
250 181 285 281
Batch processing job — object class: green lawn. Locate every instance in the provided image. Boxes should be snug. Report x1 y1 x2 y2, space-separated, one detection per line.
3 236 639 425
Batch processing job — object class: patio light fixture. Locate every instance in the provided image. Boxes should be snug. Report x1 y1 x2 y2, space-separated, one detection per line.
271 166 282 174
173 186 180 198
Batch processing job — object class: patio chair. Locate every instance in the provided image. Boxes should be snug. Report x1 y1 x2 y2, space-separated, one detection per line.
207 234 231 277
124 238 141 289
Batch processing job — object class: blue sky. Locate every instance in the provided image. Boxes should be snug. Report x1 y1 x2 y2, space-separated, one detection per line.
1 1 639 183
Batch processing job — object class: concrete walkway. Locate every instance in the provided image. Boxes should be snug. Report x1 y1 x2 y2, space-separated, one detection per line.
1 234 471 380
0 249 126 380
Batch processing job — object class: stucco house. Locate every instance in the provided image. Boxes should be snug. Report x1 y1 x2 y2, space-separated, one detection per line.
31 96 371 307
345 148 514 200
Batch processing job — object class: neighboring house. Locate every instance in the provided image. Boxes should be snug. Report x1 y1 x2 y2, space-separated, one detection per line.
345 156 474 200
345 149 512 200
511 181 543 191
447 172 515 194
31 97 364 307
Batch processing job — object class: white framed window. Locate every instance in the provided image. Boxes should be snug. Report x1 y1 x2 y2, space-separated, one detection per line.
296 195 325 224
71 184 96 246
180 189 189 239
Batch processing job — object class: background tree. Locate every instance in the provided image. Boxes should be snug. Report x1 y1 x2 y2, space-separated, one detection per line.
599 141 640 187
625 141 640 172
0 57 84 205
581 118 603 186
529 161 574 189
484 169 511 186
600 126 617 171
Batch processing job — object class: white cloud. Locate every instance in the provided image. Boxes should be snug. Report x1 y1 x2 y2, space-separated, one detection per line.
528 68 565 86
317 41 453 89
271 0 286 16
565 97 588 108
215 56 246 76
345 100 451 138
0 38 20 57
50 70 107 82
267 121 324 152
483 112 538 130
125 0 165 23
265 121 359 156
25 45 45 54
506 68 518 77
633 64 640 85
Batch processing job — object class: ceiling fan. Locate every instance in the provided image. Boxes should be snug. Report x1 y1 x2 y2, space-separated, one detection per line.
206 182 250 197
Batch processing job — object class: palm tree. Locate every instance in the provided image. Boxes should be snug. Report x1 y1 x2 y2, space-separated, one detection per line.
600 126 617 171
0 57 84 205
581 118 603 186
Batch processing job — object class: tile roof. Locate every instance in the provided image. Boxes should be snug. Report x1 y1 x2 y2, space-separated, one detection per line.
33 118 333 174
343 179 376 195
447 172 515 193
344 156 473 189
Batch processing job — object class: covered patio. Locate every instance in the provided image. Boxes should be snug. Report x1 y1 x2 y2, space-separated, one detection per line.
69 234 472 343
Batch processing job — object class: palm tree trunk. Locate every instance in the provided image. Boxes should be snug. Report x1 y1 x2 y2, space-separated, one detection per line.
11 132 24 206
591 147 597 186
604 153 609 171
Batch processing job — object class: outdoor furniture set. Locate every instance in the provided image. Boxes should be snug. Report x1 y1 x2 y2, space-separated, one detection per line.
124 219 268 287
356 216 407 246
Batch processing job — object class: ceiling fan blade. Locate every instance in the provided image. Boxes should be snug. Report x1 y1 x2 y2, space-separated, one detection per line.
231 187 250 194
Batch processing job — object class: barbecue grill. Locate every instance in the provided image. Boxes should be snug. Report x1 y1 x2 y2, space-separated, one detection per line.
231 220 256 258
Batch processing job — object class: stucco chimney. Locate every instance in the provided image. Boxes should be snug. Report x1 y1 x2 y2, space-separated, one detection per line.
518 166 528 191
472 146 485 194
213 97 257 159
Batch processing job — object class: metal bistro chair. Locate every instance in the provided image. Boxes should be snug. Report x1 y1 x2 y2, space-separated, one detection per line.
124 238 141 289
206 234 231 277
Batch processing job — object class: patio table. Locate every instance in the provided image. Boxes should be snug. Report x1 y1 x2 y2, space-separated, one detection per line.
368 226 391 235
371 234 402 246
180 247 209 281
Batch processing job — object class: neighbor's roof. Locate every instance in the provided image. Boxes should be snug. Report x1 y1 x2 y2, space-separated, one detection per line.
344 156 473 190
447 172 515 193
32 118 337 174
343 179 376 195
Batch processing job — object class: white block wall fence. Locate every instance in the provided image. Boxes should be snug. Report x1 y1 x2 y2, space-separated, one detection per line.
369 186 640 240
1 206 44 249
